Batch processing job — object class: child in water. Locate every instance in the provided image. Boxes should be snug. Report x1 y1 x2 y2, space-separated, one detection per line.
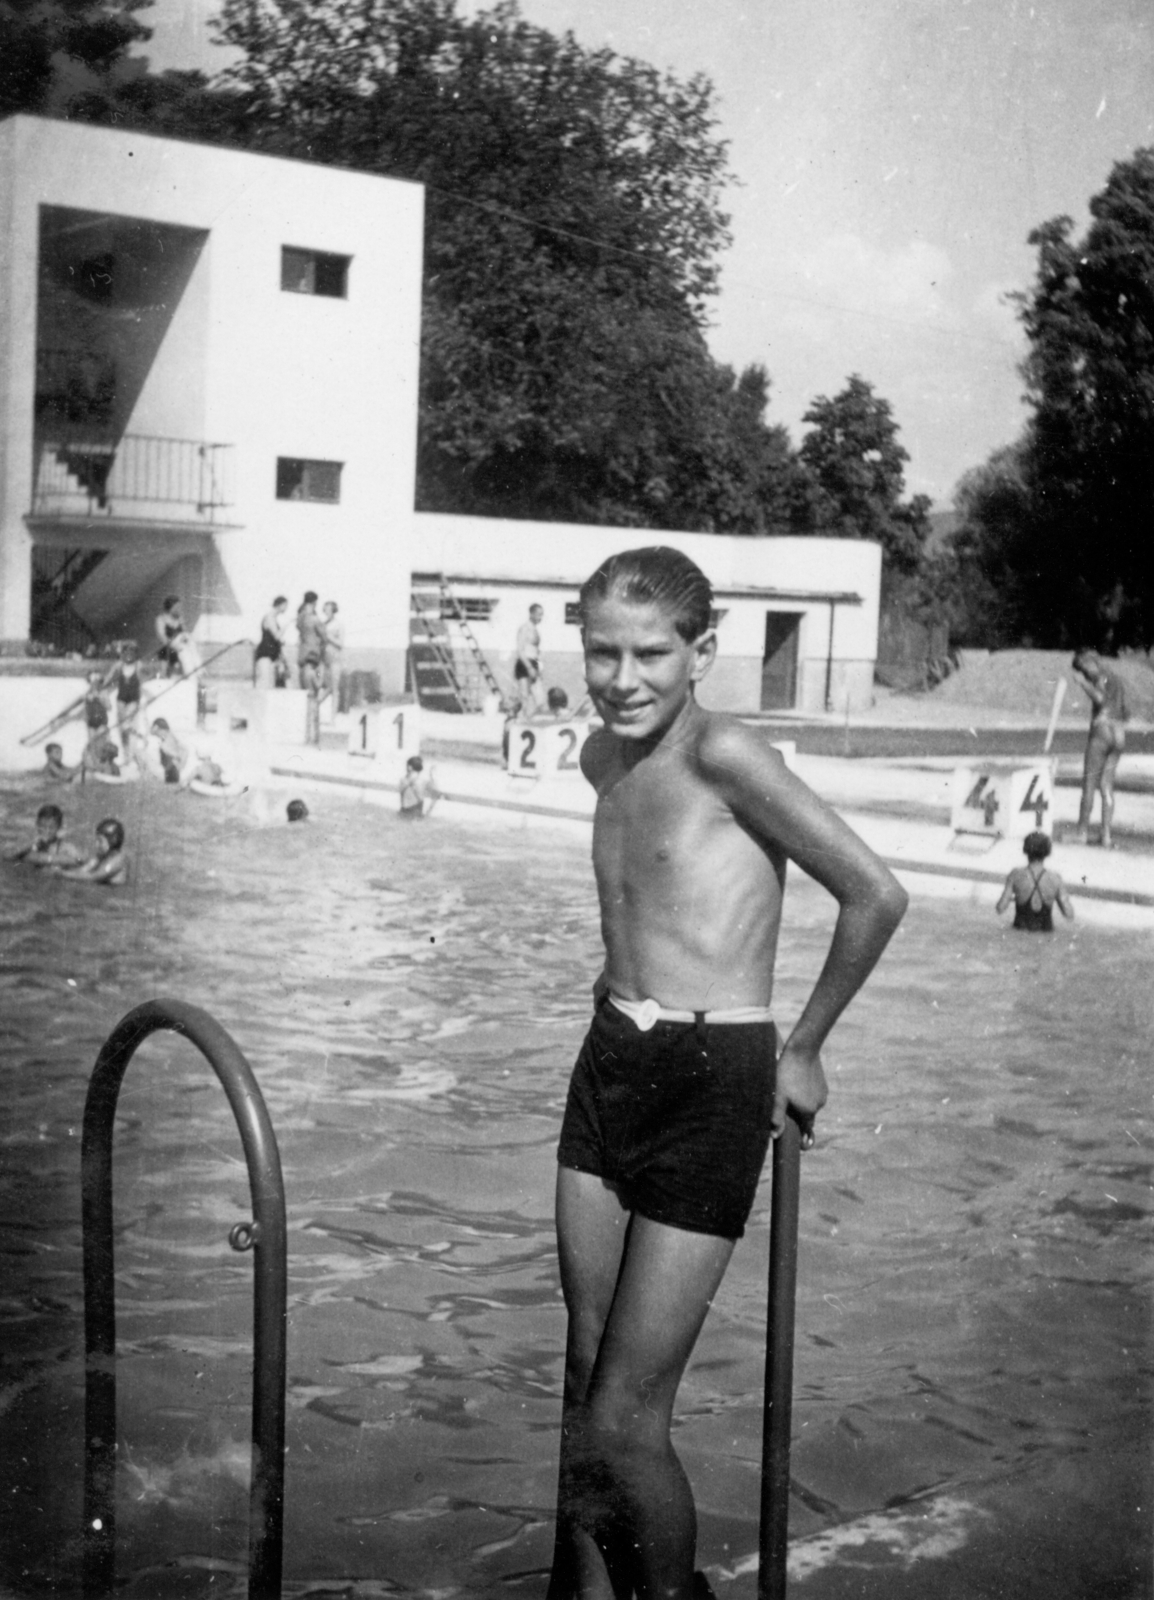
996 830 1074 932
5 803 86 867
399 756 436 818
56 817 129 886
43 743 75 783
547 547 907 1599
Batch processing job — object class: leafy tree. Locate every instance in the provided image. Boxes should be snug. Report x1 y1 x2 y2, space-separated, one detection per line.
204 0 798 528
1007 147 1154 647
0 0 152 119
944 444 1036 645
793 374 931 576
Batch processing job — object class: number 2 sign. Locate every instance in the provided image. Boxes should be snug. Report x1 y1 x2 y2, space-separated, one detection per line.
508 720 594 778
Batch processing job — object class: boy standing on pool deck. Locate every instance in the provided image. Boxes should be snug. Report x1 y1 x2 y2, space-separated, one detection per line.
549 547 907 1599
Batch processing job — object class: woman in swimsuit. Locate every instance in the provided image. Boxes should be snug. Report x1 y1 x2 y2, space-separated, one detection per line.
996 831 1074 932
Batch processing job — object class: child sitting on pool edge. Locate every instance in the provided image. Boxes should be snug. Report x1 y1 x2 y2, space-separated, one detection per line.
996 830 1074 932
55 817 129 886
5 803 86 867
547 546 907 1599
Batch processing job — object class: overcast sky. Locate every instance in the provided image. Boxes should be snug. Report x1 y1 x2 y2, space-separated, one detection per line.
141 0 1154 507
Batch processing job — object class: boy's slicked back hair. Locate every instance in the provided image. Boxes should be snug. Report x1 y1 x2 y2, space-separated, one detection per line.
579 547 713 642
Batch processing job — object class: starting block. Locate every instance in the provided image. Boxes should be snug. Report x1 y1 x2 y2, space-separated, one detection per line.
950 762 1054 844
506 719 594 778
349 704 421 761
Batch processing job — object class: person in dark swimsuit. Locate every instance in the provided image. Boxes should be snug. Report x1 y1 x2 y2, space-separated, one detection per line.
254 596 289 688
155 597 190 677
996 831 1074 931
105 643 143 765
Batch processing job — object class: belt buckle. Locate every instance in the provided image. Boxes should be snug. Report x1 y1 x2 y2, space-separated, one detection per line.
635 998 660 1032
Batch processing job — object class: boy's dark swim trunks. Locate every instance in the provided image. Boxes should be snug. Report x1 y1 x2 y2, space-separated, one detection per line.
557 999 776 1240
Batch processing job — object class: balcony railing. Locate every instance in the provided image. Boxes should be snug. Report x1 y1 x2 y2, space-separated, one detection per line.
31 435 234 526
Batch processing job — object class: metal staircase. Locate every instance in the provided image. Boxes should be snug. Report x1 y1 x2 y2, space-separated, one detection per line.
408 573 502 713
30 545 107 650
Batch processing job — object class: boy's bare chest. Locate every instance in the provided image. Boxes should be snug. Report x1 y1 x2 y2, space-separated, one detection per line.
593 758 727 871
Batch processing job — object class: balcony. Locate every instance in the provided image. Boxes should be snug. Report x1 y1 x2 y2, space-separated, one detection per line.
31 435 234 528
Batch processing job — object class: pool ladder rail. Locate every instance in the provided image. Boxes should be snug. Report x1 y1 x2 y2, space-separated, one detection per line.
81 1000 287 1600
80 1003 803 1599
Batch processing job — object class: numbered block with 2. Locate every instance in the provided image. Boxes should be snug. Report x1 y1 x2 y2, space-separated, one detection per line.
507 720 594 779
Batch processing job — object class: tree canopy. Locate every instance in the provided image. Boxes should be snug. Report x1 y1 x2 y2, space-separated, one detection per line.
0 0 152 120
956 147 1154 648
200 0 807 528
794 374 932 577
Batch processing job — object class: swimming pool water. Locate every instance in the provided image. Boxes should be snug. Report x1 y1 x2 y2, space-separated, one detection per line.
0 780 1150 1598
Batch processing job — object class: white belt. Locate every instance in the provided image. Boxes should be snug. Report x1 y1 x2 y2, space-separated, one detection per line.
609 994 774 1032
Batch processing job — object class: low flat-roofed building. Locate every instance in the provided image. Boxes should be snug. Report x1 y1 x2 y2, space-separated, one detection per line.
410 513 881 714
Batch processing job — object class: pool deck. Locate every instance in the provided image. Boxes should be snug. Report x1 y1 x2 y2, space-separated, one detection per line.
264 705 1154 930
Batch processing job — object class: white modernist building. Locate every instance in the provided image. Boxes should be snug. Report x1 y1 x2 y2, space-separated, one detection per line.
0 115 879 718
0 115 423 691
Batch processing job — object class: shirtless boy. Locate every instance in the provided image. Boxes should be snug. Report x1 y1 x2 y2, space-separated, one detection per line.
6 804 85 868
1071 649 1128 847
43 743 75 783
548 547 907 1599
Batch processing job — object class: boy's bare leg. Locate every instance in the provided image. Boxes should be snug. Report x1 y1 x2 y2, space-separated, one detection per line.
549 1169 734 1600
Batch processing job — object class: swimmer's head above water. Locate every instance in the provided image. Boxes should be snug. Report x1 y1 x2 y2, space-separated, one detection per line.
286 799 309 823
1023 830 1052 862
96 818 125 852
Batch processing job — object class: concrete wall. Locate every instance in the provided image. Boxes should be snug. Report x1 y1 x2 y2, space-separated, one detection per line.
413 513 882 713
0 116 424 693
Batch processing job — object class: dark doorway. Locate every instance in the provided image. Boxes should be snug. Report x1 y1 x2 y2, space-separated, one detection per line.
761 612 803 710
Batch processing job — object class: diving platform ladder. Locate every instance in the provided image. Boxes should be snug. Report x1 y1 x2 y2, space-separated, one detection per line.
409 573 503 713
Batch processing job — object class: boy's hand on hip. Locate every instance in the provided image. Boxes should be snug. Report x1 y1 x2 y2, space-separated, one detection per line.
773 1042 829 1151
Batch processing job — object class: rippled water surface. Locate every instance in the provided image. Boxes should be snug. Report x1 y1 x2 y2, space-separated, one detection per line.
0 779 1150 1598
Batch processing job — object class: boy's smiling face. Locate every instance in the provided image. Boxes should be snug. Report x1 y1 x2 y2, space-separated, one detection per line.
582 594 715 742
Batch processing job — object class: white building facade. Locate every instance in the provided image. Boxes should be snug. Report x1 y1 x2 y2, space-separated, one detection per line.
0 115 423 692
1 117 880 718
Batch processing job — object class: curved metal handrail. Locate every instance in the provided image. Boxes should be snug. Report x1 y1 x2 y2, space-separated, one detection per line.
81 1000 287 1599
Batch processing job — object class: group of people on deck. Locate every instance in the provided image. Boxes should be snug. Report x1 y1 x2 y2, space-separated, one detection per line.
253 592 344 699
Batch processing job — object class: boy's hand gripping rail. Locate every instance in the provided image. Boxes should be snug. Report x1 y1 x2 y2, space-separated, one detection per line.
81 1000 287 1599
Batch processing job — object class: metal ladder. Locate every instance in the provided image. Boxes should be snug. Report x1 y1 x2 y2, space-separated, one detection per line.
409 573 502 712
82 1000 286 1600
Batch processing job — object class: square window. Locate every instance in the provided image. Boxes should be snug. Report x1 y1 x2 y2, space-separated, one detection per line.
280 247 350 298
276 457 342 503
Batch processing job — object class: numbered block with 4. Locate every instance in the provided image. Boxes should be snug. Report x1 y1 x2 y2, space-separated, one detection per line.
507 720 595 779
350 705 422 761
